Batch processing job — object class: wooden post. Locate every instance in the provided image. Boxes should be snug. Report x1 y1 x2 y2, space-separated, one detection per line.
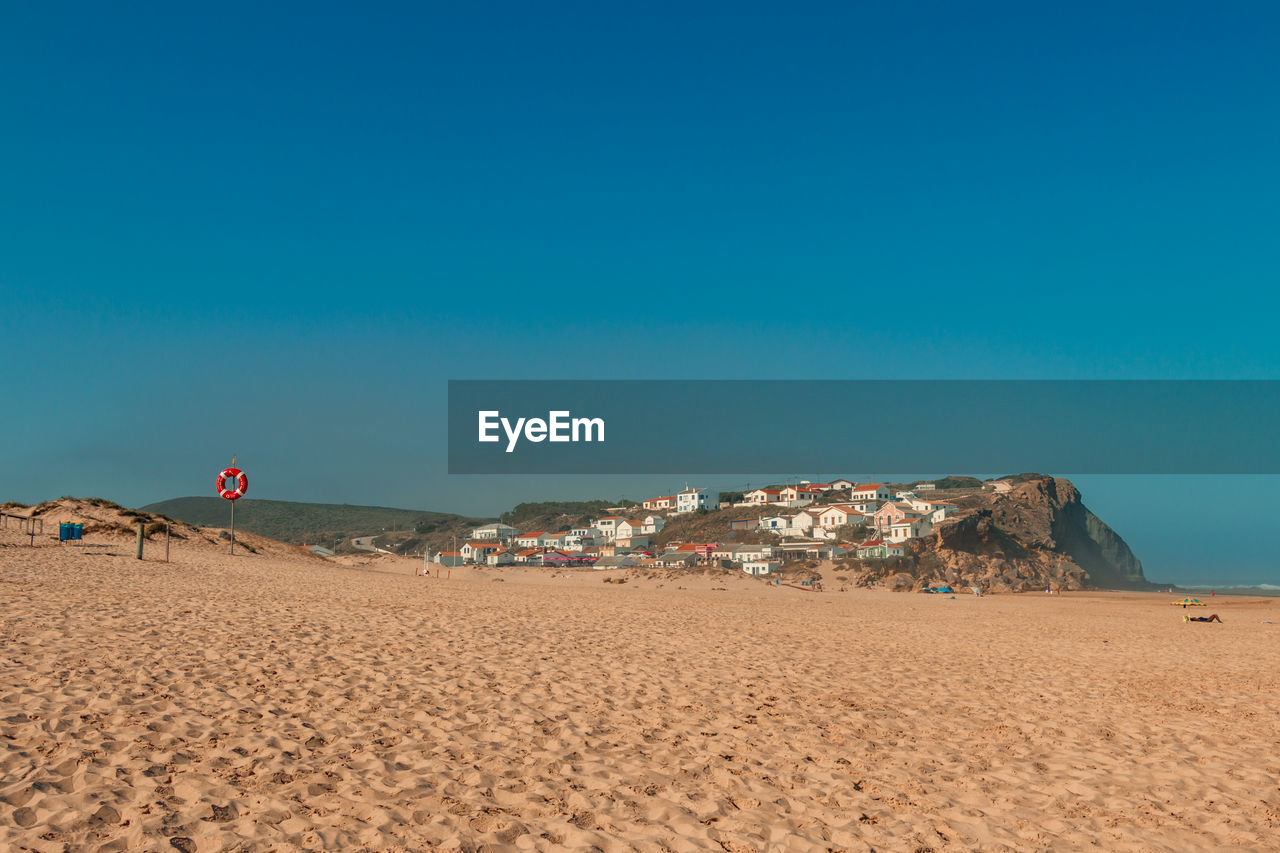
230 500 235 556
136 521 144 560
165 523 171 563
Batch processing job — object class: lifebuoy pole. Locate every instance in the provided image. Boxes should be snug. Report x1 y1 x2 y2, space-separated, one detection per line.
227 455 238 555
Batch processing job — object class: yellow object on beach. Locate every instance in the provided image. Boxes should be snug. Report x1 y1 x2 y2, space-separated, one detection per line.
1171 598 1206 607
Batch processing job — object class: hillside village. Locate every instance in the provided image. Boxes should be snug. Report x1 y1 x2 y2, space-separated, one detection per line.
135 475 1150 592
2 474 1149 594
431 481 981 577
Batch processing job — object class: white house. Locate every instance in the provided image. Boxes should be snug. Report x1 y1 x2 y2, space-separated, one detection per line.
569 526 603 545
485 550 515 566
733 544 772 563
470 522 516 542
817 505 865 530
829 478 855 490
758 515 794 533
711 544 740 560
593 516 625 541
768 540 849 560
790 511 819 533
851 483 891 502
615 516 664 539
461 541 504 563
771 541 820 559
541 531 570 548
642 495 675 510
779 485 824 505
856 540 906 559
887 516 932 542
515 531 553 548
908 499 959 523
743 559 781 576
614 519 642 540
675 488 717 513
745 488 783 504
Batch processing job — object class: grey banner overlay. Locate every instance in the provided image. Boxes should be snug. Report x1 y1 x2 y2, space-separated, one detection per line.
448 380 1279 474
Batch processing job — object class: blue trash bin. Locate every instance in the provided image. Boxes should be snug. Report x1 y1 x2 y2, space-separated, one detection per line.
72 523 84 540
59 522 71 541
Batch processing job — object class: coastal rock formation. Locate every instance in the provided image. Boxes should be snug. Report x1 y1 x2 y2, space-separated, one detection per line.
986 477 1147 588
917 512 1088 593
907 476 1150 591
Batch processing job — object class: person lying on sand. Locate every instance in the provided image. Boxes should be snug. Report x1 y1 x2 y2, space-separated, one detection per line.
1184 614 1223 623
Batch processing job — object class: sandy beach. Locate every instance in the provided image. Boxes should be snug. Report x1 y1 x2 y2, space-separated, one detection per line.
2 522 1279 851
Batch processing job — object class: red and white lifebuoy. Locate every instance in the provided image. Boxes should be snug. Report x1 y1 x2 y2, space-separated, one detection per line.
217 467 248 501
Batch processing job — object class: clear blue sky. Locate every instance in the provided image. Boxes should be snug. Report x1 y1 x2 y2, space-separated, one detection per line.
2 3 1278 585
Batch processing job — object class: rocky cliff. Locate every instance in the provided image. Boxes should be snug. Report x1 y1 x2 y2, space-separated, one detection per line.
919 476 1149 592
837 476 1152 593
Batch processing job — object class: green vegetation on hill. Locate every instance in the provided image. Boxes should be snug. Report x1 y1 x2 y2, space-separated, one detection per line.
654 505 784 549
998 472 1052 485
931 476 984 490
142 497 484 547
499 500 634 532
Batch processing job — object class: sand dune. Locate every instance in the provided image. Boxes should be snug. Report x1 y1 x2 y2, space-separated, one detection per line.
2 523 1278 851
